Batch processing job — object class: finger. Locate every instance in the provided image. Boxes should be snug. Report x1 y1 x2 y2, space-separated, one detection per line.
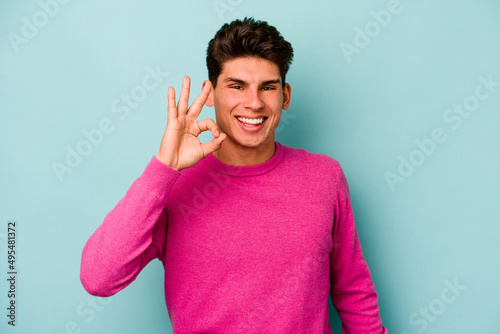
177 76 191 115
196 118 222 138
201 132 226 158
187 80 212 118
167 86 177 123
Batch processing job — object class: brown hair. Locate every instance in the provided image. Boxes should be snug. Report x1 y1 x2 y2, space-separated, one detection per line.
206 17 294 87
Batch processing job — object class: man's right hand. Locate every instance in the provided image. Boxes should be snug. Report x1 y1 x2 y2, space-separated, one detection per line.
156 76 226 171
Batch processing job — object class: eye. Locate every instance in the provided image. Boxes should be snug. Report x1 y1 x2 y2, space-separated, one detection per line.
231 85 242 90
262 86 276 91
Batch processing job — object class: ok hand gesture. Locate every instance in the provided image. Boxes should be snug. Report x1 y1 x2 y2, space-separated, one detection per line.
156 76 226 171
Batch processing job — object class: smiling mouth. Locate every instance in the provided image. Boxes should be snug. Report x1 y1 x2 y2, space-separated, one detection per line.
236 116 268 127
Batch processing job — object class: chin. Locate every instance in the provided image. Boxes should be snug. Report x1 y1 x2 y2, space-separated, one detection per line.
243 139 274 149
229 135 269 149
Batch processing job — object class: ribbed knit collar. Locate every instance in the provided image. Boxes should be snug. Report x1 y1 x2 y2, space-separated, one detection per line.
202 141 284 177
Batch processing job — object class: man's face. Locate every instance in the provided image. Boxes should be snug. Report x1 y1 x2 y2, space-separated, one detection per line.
206 57 291 151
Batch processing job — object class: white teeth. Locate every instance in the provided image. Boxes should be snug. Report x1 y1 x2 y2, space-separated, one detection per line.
236 117 264 125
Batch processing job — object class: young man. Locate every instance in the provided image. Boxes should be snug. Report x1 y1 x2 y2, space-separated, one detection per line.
80 18 387 333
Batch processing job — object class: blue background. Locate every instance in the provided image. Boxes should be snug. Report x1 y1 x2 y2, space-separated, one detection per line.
1 0 499 333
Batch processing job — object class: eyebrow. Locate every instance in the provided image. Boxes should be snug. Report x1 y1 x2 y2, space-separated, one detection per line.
224 77 281 86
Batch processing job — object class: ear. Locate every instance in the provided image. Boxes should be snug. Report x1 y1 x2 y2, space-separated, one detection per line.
204 80 215 107
281 83 291 110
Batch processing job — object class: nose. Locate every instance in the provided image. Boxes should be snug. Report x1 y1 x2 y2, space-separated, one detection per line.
243 89 265 111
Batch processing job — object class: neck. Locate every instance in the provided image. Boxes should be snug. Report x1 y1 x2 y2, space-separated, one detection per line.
213 139 276 166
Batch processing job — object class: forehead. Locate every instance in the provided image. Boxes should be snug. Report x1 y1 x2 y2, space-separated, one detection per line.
218 57 281 82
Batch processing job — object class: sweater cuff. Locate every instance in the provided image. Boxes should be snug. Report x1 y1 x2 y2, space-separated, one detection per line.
139 156 182 197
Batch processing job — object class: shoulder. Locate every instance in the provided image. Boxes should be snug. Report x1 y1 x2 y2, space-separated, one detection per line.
280 143 344 181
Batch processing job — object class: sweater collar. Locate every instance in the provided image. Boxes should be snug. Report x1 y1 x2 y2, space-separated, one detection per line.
202 141 284 177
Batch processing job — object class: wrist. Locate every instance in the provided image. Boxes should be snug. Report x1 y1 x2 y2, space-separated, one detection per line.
155 154 181 171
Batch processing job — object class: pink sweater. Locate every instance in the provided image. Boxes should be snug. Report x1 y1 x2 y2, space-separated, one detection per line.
80 141 387 333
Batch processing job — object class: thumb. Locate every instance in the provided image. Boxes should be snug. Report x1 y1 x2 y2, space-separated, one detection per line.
201 133 226 158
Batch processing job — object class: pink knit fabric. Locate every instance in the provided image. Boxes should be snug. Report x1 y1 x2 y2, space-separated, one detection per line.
80 141 387 333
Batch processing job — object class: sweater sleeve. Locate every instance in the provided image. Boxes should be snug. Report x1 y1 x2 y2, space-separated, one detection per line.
80 156 181 297
329 165 388 334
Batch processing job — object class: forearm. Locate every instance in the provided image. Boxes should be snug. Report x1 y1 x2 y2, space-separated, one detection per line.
80 156 180 296
330 236 386 333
